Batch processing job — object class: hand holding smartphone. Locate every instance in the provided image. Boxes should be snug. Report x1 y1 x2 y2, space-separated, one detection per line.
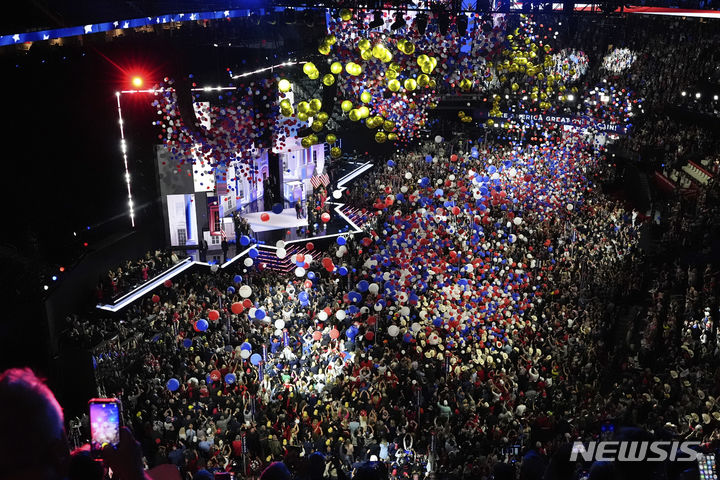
89 398 122 458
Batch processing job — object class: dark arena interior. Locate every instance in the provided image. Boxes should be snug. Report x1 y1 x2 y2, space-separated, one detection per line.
3 1 720 479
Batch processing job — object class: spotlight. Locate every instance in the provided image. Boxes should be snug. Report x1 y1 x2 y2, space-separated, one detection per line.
415 12 428 34
456 13 468 36
391 11 406 31
369 10 384 29
131 76 143 88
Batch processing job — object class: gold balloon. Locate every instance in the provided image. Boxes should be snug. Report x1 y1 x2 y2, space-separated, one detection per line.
383 120 395 132
341 100 353 112
458 111 466 118
358 38 371 51
372 115 383 125
511 82 519 91
339 8 352 21
417 74 429 87
389 62 402 72
311 121 324 132
309 99 322 112
386 69 398 80
317 112 329 123
298 101 310 114
372 44 386 59
429 79 436 89
387 79 401 92
280 107 293 117
388 133 398 141
303 62 316 75
350 64 362 76
318 44 331 55
324 35 337 46
403 78 417 91
381 51 393 63
459 78 472 91
308 70 319 80
487 119 495 127
360 49 372 61
297 111 309 122
365 117 377 129
358 106 370 118
374 131 387 143
330 62 343 74
309 134 319 144
278 79 291 92
349 109 361 121
322 74 335 86
417 54 430 66
326 133 337 144
330 146 342 158
301 137 313 148
360 91 372 103
403 41 415 55
279 99 292 110
421 64 433 74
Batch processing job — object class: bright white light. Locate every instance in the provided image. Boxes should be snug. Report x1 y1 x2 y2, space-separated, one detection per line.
695 92 701 99
600 95 610 103
567 94 575 101
43 285 49 291
714 95 718 100
681 91 687 96
115 94 135 227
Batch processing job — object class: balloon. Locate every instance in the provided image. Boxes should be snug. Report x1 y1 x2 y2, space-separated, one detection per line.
195 319 209 332
333 190 342 199
321 213 331 223
208 310 220 322
244 258 253 267
239 285 252 298
337 236 346 246
317 311 328 321
336 309 347 320
341 100 353 112
240 235 250 246
278 79 291 92
225 373 237 384
272 203 284 214
233 275 242 283
210 370 222 382
331 61 343 74
240 349 251 359
231 302 244 314
241 342 252 351
295 267 306 277
330 328 340 339
360 91 372 103
261 213 270 222
151 294 160 303
255 309 266 320
337 266 348 276
306 242 315 251
167 378 180 391
365 331 375 341
274 319 285 329
322 74 335 86
435 135 443 143
250 353 262 366
277 248 287 259
313 330 323 341
388 325 400 337
331 147 342 158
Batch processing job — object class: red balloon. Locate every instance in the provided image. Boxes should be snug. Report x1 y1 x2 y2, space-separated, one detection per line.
321 212 331 223
261 212 270 222
210 370 222 382
330 328 340 339
231 302 244 314
452 206 461 215
306 242 314 251
242 299 253 309
450 154 458 162
163 280 173 288
208 310 220 321
312 331 323 341
304 280 313 289
152 294 160 303
365 331 375 341
296 254 305 263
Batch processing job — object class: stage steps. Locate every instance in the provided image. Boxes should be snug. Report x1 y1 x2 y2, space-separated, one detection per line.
255 244 313 273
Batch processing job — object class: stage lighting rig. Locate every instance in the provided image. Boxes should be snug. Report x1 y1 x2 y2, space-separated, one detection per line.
369 10 384 29
437 10 449 35
415 12 428 34
456 13 468 36
391 11 407 30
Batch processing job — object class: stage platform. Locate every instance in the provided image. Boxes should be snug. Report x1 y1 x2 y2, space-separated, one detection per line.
242 208 308 232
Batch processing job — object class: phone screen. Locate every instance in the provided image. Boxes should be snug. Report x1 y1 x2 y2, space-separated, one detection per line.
89 399 121 455
699 454 717 480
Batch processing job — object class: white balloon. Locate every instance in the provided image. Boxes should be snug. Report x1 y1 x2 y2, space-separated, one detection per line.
239 285 252 298
304 254 313 264
374 302 383 312
400 186 408 193
435 135 443 143
404 172 412 180
275 319 285 329
295 267 306 277
388 325 400 337
336 310 347 320
249 307 257 318
244 258 253 267
513 217 522 226
240 349 251 359
368 283 379 294
567 203 574 210
210 264 219 272
274 328 283 336
276 240 286 249
411 322 422 332
317 311 328 321
400 306 410 317
333 190 342 199
336 249 344 258
277 248 287 259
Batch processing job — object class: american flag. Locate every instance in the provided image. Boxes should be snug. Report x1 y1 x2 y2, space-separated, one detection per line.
310 173 330 188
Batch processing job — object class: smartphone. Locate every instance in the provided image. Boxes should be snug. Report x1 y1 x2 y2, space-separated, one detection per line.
89 398 122 457
699 453 717 480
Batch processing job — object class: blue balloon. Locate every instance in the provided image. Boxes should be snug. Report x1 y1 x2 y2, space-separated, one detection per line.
227 286 236 294
250 353 262 366
233 275 242 283
387 160 396 167
307 271 316 280
240 235 250 246
182 338 193 348
241 342 252 351
357 280 369 292
248 248 259 259
435 189 444 197
167 378 180 392
272 203 284 214
299 291 309 302
196 319 209 332
337 237 346 246
255 309 266 320
224 373 237 384
338 266 348 276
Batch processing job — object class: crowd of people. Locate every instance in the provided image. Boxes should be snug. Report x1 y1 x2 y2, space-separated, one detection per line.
95 250 181 304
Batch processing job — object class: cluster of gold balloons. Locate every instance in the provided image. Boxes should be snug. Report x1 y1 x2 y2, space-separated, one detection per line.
300 134 320 148
318 35 337 55
356 38 394 64
344 62 363 76
396 39 416 55
458 111 473 123
302 62 320 80
296 98 325 124
416 54 438 74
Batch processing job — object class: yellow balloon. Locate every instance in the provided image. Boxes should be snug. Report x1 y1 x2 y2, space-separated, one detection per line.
330 62 343 74
403 41 415 55
311 121 324 132
358 106 370 118
297 111 309 122
301 137 313 148
360 49 372 61
417 54 430 66
309 134 319 144
317 112 329 123
383 120 395 132
322 74 335 86
341 100 353 112
303 62 316 76
318 44 331 55
429 79 437 88
349 109 361 121
381 51 393 63
365 117 377 129
279 99 292 110
298 101 310 114
387 79 401 92
309 99 322 112
281 107 293 117
511 82 519 91
350 64 362 76
421 64 433 74
330 146 342 158
358 39 371 51
389 62 402 72
339 8 352 21
360 91 372 103
308 70 319 80
324 35 337 46
278 79 291 92
372 44 386 59
375 131 387 143
417 74 429 87
326 133 337 144
403 78 417 91
386 69 398 80
387 133 398 141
